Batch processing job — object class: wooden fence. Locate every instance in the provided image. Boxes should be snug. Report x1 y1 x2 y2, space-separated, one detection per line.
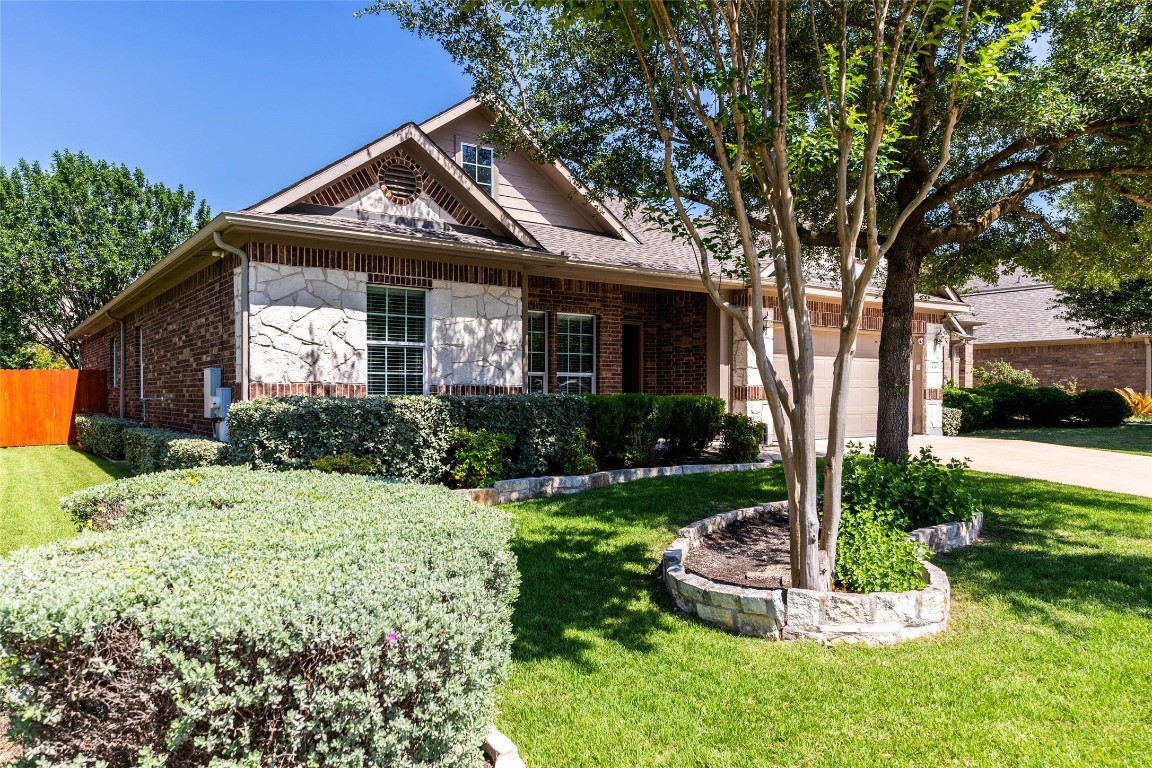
0 369 107 448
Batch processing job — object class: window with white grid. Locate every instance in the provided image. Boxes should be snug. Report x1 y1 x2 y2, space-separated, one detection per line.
461 143 494 194
367 286 426 396
526 311 547 392
556 313 595 394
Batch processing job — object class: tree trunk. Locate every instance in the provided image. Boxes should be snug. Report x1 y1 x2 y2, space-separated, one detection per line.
875 240 923 463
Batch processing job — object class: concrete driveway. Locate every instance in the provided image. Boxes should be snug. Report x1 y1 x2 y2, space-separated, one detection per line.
907 435 1152 498
766 435 1152 497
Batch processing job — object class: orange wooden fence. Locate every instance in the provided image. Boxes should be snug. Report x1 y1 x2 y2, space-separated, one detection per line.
0 369 107 448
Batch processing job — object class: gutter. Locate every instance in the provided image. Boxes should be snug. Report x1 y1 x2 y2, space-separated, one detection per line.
214 233 250 402
104 311 126 418
1146 337 1151 395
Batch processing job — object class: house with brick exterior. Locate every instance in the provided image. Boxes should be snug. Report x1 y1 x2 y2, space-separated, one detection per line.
959 272 1152 393
69 98 967 440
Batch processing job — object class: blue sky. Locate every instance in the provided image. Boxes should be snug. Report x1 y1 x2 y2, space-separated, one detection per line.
0 1 471 212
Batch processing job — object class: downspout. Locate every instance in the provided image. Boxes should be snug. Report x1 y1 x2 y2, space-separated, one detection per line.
104 311 126 418
1145 337 1151 395
213 233 249 402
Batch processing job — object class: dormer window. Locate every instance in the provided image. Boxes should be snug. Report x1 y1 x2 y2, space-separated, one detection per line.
461 143 494 195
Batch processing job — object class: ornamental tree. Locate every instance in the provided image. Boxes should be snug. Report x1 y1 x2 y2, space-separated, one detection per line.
0 151 211 367
372 0 1038 589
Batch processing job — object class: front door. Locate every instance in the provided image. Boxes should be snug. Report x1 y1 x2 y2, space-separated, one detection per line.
622 323 643 393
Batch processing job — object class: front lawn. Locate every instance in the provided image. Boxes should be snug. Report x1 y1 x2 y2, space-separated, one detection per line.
0 445 130 554
500 470 1152 767
971 425 1152 456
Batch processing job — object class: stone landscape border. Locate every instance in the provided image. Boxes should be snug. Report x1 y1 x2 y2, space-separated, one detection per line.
456 461 772 506
662 504 984 645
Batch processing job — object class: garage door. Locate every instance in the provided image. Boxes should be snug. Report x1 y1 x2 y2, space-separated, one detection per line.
772 328 880 440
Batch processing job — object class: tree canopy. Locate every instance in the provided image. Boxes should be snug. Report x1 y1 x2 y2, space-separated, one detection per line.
371 0 1044 588
0 150 211 367
1057 279 1152 339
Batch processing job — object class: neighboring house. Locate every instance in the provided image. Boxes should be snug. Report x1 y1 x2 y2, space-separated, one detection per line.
69 98 966 439
960 271 1152 393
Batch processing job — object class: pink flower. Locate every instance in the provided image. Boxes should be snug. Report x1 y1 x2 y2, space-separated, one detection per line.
387 631 399 646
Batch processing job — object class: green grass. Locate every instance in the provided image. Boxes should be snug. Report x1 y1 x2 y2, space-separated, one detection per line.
498 469 1152 767
970 425 1152 456
0 445 130 554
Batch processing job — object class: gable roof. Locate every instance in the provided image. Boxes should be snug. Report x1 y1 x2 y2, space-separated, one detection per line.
246 121 544 249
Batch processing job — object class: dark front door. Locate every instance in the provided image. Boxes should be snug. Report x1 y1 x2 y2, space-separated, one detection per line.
622 323 643 393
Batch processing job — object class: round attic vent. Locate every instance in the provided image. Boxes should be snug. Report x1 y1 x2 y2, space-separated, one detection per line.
380 163 420 205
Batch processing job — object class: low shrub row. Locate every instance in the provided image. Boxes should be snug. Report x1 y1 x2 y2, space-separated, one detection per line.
123 427 226 474
582 393 726 467
230 393 739 484
74 413 137 460
943 384 1130 431
7 467 518 765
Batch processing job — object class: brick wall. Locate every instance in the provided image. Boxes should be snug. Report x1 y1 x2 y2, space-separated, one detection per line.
526 276 624 393
974 339 1149 391
80 256 238 435
622 289 709 395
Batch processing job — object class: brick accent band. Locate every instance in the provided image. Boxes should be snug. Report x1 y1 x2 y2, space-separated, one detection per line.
430 384 524 396
249 242 523 289
733 385 767 401
249 383 367 399
731 292 944 332
924 388 943 401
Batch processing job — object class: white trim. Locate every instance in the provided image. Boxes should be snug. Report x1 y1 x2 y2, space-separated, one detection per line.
459 141 497 197
366 284 429 396
556 312 596 394
526 310 548 392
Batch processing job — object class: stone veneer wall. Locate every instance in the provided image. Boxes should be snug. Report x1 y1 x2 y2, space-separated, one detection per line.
428 280 523 389
248 262 368 388
663 504 983 645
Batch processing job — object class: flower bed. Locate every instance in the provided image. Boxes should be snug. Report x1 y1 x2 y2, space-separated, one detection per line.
662 505 983 645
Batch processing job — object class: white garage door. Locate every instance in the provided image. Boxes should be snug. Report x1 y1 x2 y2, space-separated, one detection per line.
773 328 880 440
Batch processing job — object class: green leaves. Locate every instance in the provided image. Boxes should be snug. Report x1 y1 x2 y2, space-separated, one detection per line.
0 151 210 366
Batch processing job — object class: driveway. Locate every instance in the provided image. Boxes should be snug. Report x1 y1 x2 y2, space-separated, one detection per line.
765 435 1152 497
908 435 1152 498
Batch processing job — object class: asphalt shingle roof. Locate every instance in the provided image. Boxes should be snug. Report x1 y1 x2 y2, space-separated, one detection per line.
962 271 1084 344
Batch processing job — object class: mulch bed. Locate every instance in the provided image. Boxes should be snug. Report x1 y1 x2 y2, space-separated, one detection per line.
683 506 792 589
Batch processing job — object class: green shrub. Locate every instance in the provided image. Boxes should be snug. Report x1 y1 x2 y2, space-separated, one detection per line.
1074 388 1130 427
165 437 227 469
73 413 138 460
841 444 981 530
835 500 927 593
448 429 515 488
442 394 588 478
717 413 764 462
1022 386 1075 426
558 427 599 475
583 393 656 466
123 427 193 473
648 395 725 461
941 407 962 436
977 382 1034 424
228 396 455 483
942 386 993 432
11 467 518 766
312 452 375 475
973 359 1038 387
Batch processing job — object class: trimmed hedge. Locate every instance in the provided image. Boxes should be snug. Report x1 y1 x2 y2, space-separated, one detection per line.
442 394 588 477
228 396 455 483
10 467 517 766
1074 388 1130 427
74 413 138 460
583 393 724 467
123 427 226 474
942 387 993 432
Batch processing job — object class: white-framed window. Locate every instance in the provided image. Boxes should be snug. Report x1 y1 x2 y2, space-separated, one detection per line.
136 326 144 395
556 313 595 394
526 311 547 393
110 337 119 388
461 143 494 195
367 285 427 396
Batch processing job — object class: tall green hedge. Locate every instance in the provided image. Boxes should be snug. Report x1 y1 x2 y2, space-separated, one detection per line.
7 467 517 766
583 393 724 467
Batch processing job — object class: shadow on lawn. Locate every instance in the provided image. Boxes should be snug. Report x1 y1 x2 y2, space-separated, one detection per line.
507 469 789 666
942 474 1152 630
